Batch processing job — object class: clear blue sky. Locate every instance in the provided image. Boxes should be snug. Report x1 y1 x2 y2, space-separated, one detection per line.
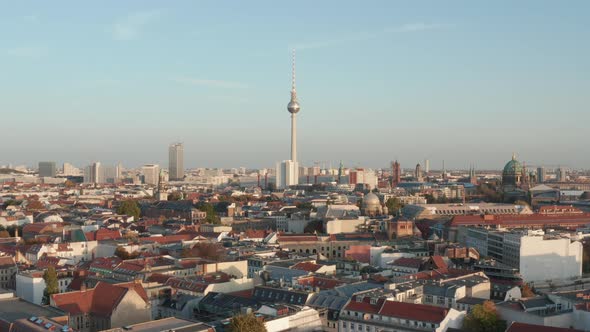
1 1 588 170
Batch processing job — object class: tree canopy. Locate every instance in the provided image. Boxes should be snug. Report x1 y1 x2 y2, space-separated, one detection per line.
462 300 506 332
196 202 220 224
167 192 183 201
117 200 141 220
181 242 226 261
114 246 139 260
42 267 59 305
228 313 267 332
385 198 403 216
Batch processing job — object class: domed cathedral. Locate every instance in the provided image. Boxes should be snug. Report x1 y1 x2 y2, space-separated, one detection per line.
502 153 530 202
502 153 524 188
361 192 383 217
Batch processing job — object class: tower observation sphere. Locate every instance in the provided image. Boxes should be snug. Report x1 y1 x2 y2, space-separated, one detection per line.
288 97 300 114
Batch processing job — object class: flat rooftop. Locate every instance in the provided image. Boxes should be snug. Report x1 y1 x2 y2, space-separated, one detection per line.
102 317 211 332
0 297 67 323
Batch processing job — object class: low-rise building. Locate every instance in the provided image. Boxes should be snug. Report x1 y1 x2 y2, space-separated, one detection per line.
339 293 465 332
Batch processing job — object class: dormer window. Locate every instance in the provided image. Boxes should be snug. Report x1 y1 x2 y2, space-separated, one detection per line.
356 296 363 302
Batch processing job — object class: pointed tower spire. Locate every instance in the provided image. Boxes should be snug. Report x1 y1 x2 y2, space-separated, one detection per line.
288 48 300 113
292 48 296 93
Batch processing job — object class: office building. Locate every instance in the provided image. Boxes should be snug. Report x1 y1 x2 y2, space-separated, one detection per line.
465 228 582 282
169 143 184 181
276 160 298 189
142 164 160 185
38 161 56 178
62 162 81 176
557 167 567 182
537 167 546 183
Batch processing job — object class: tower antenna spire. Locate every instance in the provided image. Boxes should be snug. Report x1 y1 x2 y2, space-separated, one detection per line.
292 48 296 92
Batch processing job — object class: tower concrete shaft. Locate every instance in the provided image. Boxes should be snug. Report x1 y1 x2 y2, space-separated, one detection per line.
291 113 297 162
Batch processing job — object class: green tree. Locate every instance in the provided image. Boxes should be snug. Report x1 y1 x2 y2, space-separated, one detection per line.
42 267 59 304
360 265 379 274
385 198 403 216
167 192 183 201
3 199 22 208
228 313 267 332
196 202 220 224
117 200 141 220
463 300 506 332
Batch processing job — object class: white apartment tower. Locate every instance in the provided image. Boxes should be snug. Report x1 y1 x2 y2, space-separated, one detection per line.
142 164 160 185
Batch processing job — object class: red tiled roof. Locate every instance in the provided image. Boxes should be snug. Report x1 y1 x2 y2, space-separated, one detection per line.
430 256 448 270
449 213 590 228
291 262 322 272
89 257 122 270
0 255 16 268
506 322 583 332
36 254 63 269
52 281 148 317
296 276 344 290
391 257 423 269
379 301 448 323
278 235 319 242
344 297 385 314
85 229 123 241
146 273 172 283
243 229 268 239
140 234 195 244
227 289 254 298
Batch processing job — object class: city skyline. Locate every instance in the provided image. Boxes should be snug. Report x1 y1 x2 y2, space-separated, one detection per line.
1 1 589 169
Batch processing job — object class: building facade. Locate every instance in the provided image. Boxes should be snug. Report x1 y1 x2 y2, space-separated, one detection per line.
38 162 56 178
169 143 184 181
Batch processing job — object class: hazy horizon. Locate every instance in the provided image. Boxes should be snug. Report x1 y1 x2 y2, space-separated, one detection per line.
1 1 589 170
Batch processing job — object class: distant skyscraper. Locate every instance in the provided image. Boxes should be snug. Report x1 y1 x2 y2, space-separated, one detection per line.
142 164 160 185
277 49 301 189
392 161 401 187
84 162 101 183
415 163 423 182
38 161 56 177
425 159 430 174
169 143 184 181
537 167 546 183
62 162 81 176
557 167 567 182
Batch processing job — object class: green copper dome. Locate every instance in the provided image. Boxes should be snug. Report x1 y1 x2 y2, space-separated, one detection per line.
502 153 523 186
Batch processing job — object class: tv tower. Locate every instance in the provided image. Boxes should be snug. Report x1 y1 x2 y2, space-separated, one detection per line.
276 49 301 189
287 49 301 162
